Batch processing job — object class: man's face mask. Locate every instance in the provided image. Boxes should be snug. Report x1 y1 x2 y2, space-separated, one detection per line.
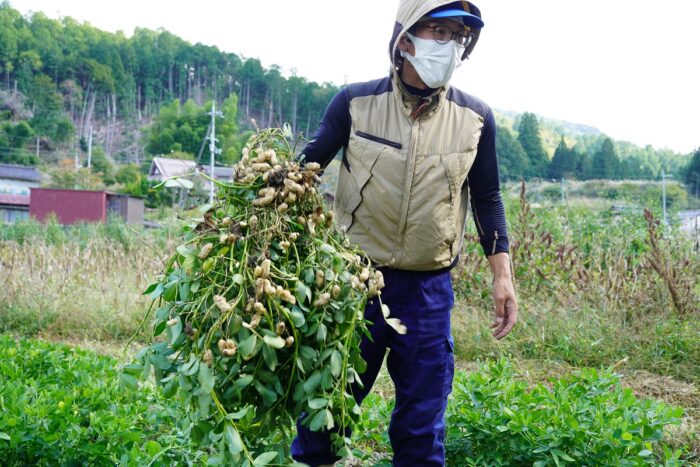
400 32 462 88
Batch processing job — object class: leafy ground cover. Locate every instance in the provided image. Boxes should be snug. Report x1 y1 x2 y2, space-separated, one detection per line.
0 180 698 464
0 335 199 466
0 336 687 466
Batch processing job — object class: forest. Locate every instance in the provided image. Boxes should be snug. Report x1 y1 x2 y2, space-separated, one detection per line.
1 1 699 199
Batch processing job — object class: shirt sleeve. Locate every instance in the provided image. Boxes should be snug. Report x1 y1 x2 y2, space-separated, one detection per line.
466 108 510 256
300 88 351 167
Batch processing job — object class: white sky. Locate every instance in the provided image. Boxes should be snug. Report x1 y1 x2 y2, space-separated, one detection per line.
10 0 700 154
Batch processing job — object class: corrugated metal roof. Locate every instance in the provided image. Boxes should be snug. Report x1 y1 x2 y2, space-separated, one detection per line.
148 157 197 180
0 193 30 206
209 166 234 180
0 164 41 182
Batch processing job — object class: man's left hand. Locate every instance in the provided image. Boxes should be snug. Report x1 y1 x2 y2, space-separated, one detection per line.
490 276 518 339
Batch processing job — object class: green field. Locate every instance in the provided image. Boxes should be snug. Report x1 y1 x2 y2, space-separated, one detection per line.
1 184 698 465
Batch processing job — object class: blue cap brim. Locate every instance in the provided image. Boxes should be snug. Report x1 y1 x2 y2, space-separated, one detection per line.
428 9 485 29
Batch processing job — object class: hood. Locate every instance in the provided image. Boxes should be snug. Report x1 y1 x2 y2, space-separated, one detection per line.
388 0 482 67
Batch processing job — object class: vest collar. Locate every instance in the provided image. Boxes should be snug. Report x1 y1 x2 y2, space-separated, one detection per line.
392 71 449 120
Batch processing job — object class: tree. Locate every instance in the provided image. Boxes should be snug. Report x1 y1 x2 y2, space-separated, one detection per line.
29 73 74 143
517 112 549 177
146 95 242 165
495 125 528 180
591 137 622 179
548 137 577 179
0 120 38 165
683 147 700 198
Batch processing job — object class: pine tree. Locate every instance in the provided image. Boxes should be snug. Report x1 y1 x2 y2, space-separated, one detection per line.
495 125 529 180
592 137 622 179
548 137 576 179
517 112 549 178
683 147 700 197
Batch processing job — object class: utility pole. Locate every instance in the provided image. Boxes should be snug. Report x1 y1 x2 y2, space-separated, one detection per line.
36 137 40 160
662 170 668 226
208 102 223 205
209 102 216 205
87 125 93 168
561 177 565 204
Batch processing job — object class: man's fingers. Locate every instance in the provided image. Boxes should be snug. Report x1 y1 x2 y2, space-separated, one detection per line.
491 296 505 329
493 301 518 339
494 318 515 340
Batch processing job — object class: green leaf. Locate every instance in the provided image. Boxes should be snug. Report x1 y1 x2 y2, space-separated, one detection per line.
168 316 183 345
179 281 191 301
165 177 194 189
122 363 144 375
253 451 278 466
232 375 254 394
551 450 561 467
162 378 178 398
224 424 243 455
254 381 278 405
316 323 327 342
239 334 257 359
325 409 335 430
144 440 163 457
176 244 196 257
226 407 250 420
552 449 575 462
308 398 328 410
303 371 322 394
153 320 167 337
295 281 311 304
638 449 653 457
262 344 278 371
621 432 634 441
330 351 341 378
182 356 200 376
263 335 286 349
198 362 216 393
149 352 172 370
0 432 11 441
290 308 306 327
319 243 336 254
119 372 138 390
143 282 159 295
303 268 314 284
309 410 327 431
147 283 165 300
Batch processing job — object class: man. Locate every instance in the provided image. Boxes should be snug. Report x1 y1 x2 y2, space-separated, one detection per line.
292 1 518 465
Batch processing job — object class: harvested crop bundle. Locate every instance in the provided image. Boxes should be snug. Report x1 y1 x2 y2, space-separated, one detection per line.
129 127 399 465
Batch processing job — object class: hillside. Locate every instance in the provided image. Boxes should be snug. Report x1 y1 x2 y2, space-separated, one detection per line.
0 1 695 196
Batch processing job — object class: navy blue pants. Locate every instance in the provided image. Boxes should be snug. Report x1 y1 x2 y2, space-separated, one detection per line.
291 268 455 466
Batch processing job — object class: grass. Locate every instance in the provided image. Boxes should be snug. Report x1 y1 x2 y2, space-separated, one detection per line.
0 218 175 342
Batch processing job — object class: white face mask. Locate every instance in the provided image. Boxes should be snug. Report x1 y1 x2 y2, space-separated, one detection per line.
399 32 462 88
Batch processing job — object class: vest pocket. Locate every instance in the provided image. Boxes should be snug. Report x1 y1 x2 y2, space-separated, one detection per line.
334 136 386 231
355 131 403 149
440 149 477 256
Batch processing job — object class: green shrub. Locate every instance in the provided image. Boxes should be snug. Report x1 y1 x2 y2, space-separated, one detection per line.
0 336 202 466
444 359 684 466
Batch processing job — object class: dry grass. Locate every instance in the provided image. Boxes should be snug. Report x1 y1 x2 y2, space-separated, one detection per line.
0 235 170 342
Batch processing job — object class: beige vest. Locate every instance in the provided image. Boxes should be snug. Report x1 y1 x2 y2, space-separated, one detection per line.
334 73 485 271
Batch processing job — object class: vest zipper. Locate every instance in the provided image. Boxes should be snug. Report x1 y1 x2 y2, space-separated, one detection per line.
391 118 420 267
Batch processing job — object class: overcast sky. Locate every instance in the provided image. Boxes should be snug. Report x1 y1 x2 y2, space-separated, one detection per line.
10 0 700 154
